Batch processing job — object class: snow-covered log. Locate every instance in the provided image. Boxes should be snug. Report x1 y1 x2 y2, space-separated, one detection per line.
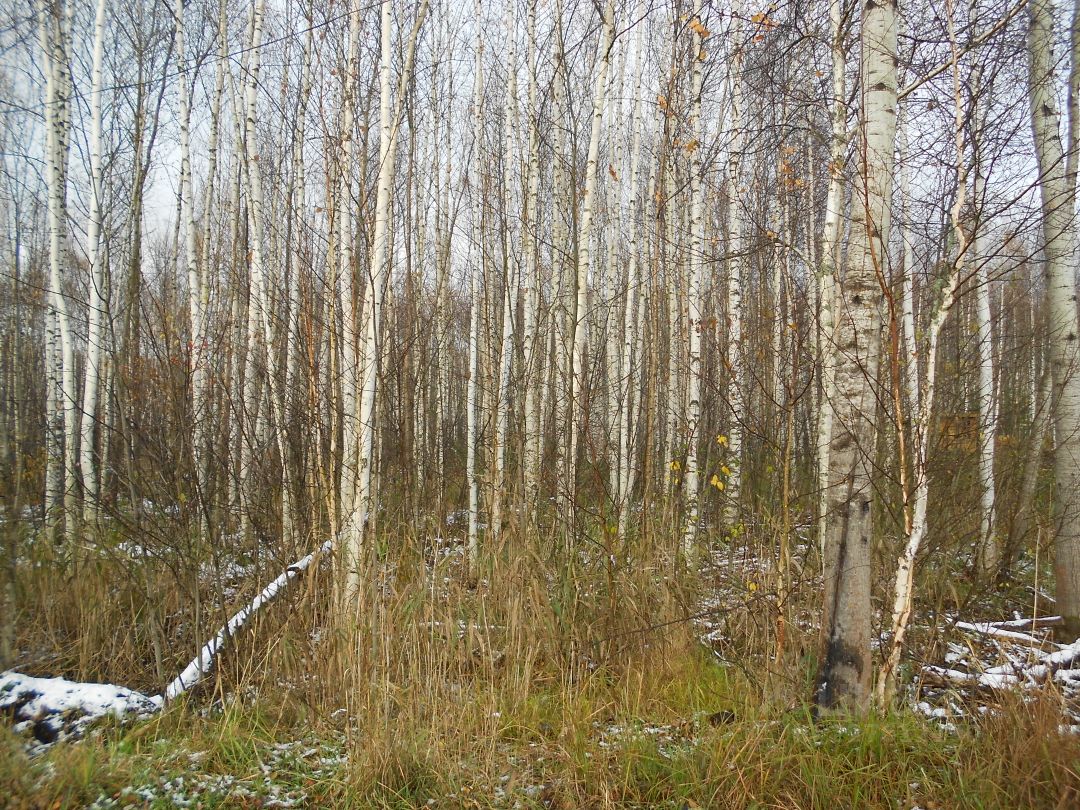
0 672 159 745
954 621 1063 647
988 616 1063 631
923 635 1080 691
2 540 333 749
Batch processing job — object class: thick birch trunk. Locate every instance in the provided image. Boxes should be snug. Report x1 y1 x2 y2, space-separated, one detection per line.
37 0 77 546
816 0 897 714
1027 0 1080 632
815 0 846 557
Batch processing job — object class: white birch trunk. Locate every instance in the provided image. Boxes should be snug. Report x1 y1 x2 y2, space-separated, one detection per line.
965 3 998 578
337 0 362 534
346 0 396 598
241 0 291 556
725 3 747 531
345 0 429 600
1028 0 1080 632
492 0 518 540
198 0 229 523
617 1 646 539
815 0 846 556
817 0 897 714
603 43 626 503
521 0 542 523
550 0 573 524
878 52 969 700
467 0 484 569
974 185 998 576
682 0 705 557
664 168 679 501
281 8 315 548
176 0 216 537
37 0 77 545
569 0 615 524
78 0 108 526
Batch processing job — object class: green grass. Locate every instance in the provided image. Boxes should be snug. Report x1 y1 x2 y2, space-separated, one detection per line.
4 511 1077 809
5 650 1078 809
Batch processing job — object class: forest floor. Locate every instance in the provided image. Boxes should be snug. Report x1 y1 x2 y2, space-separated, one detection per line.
3 526 1080 808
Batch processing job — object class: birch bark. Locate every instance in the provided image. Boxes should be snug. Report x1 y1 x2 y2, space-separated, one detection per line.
816 0 897 714
725 2 747 530
467 0 484 568
492 0 517 540
79 0 108 525
521 0 542 523
569 0 615 524
879 24 969 699
682 0 705 557
617 0 646 539
815 0 847 556
344 0 429 601
36 0 77 546
1028 0 1080 632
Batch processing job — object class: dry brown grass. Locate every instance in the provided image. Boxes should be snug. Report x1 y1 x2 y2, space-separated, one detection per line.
4 514 1080 808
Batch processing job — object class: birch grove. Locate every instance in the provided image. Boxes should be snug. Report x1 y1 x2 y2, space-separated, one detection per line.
3 0 1080 724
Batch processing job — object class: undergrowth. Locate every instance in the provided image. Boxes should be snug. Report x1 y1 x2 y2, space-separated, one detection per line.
2 515 1078 807
3 650 1078 808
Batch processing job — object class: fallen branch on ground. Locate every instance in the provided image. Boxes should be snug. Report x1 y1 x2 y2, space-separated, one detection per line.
1 539 333 747
923 625 1080 692
163 539 332 701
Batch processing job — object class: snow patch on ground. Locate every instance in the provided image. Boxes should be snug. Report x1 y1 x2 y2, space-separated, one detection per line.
0 671 159 748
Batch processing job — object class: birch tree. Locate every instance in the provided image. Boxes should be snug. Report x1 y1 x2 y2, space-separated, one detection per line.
36 0 77 546
492 0 517 540
879 10 971 699
466 0 484 568
682 0 706 557
617 0 648 540
344 0 429 601
724 1 748 531
569 0 615 524
1027 0 1080 633
816 0 898 713
815 0 848 556
78 0 108 525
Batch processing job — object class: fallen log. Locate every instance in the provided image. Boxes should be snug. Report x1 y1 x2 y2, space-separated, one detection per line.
1 539 333 747
163 540 332 701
